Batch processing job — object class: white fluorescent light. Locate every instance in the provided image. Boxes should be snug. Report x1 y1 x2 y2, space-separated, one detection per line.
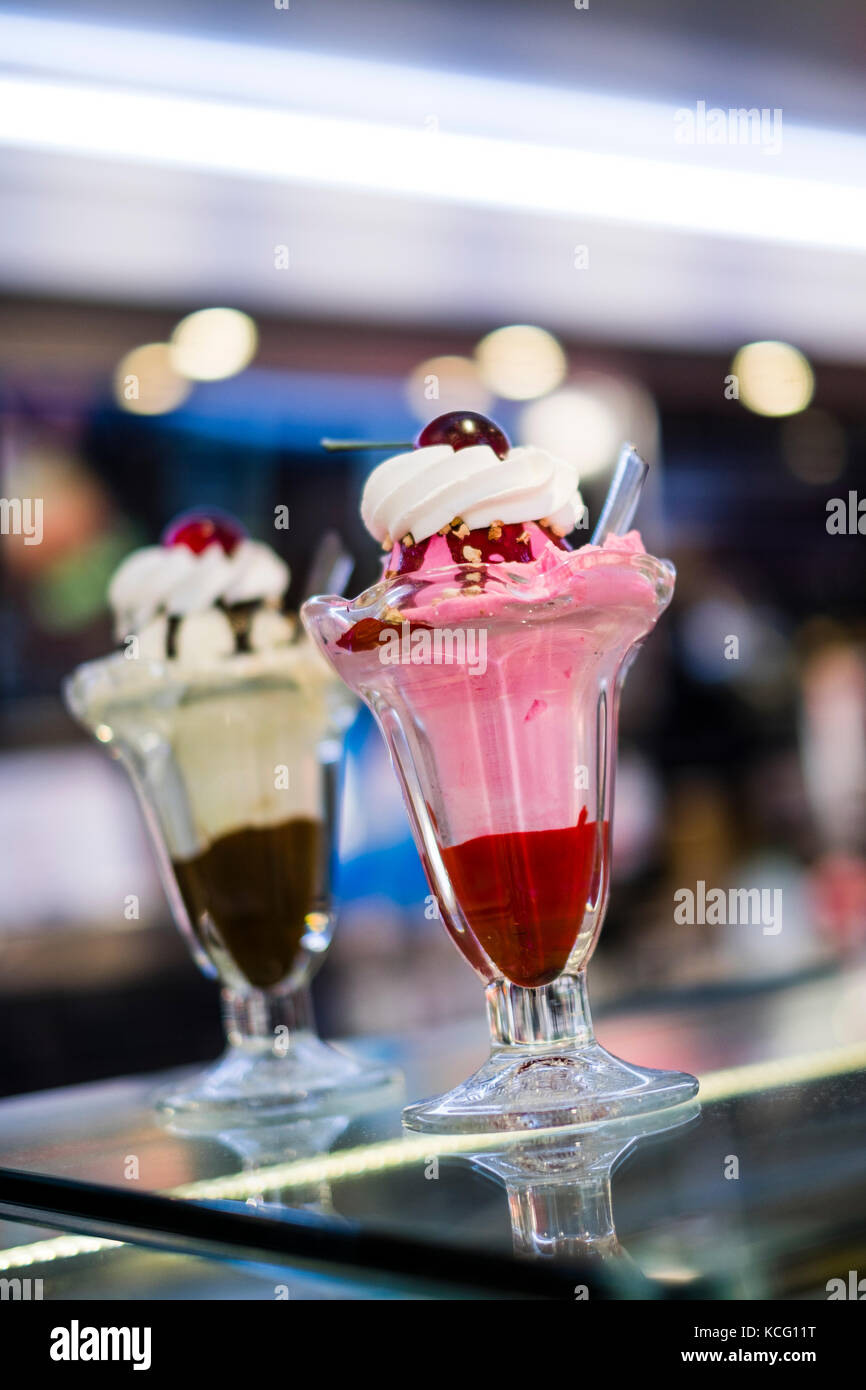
1 14 865 254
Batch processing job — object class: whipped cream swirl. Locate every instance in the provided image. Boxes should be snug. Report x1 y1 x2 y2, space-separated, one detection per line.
361 443 585 545
109 539 293 663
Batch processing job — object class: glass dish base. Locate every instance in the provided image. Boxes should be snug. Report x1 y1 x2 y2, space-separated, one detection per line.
403 1039 698 1134
155 1032 402 1130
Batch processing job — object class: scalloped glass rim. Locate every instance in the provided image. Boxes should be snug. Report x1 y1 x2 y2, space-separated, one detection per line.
304 548 676 638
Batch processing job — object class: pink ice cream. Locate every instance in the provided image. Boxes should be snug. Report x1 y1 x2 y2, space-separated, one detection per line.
378 525 662 628
306 524 671 847
302 413 673 988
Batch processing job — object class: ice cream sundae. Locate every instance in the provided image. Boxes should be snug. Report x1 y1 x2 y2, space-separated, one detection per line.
303 411 698 1131
66 510 396 1121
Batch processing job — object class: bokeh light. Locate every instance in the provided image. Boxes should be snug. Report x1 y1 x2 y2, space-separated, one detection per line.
406 355 492 420
732 340 814 418
113 343 191 415
475 324 567 400
518 374 657 478
170 307 258 382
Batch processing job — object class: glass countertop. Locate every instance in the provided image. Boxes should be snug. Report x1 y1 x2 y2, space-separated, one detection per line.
2 966 866 1300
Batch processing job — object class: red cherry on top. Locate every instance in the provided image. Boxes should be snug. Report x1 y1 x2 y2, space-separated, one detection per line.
161 509 247 556
416 411 510 460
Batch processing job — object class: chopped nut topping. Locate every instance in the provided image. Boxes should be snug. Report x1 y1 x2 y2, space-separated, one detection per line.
465 571 482 582
454 523 470 539
463 545 483 564
517 530 530 544
437 523 452 536
450 516 464 530
382 534 392 551
464 585 483 595
401 532 415 547
382 606 404 625
488 522 503 541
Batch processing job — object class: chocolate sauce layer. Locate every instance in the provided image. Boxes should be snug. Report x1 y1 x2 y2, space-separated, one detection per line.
173 817 325 990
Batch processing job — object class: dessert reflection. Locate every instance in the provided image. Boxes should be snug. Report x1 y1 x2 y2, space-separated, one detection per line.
167 1114 351 1214
465 1101 699 1267
160 1098 698 1287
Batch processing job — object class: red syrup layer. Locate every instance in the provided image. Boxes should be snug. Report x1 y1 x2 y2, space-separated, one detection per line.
437 810 609 988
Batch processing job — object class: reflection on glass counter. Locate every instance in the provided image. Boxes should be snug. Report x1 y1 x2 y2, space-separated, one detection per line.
1 986 866 1299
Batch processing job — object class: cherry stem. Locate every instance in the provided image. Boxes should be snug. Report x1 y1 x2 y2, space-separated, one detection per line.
320 439 413 452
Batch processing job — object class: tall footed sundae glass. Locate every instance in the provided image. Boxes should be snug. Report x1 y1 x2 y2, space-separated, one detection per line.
66 510 396 1124
304 413 698 1132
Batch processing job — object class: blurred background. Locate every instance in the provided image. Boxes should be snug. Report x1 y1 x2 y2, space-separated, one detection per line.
1 0 865 1099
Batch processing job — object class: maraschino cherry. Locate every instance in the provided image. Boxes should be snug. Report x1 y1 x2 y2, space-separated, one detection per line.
162 509 247 556
416 411 510 460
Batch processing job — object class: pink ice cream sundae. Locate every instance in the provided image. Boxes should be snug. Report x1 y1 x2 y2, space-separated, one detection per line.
303 412 674 993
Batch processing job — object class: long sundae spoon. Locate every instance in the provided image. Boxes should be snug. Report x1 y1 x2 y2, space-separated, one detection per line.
303 529 355 600
590 443 649 545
